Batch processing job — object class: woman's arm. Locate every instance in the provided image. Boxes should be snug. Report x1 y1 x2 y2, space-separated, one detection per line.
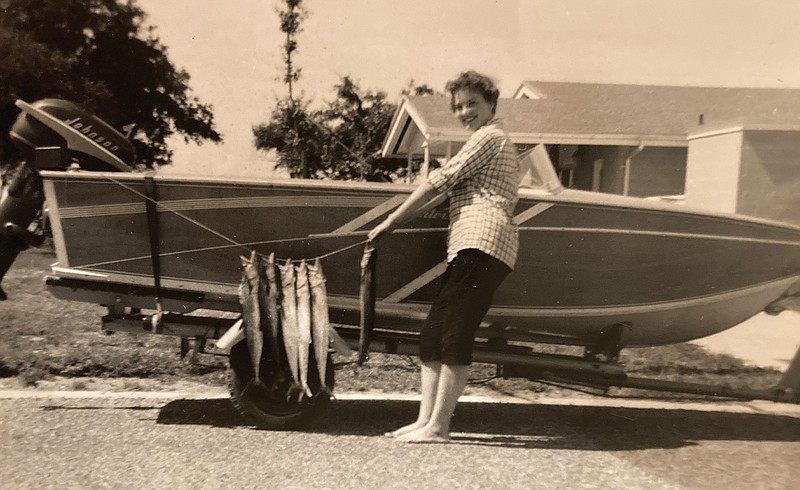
368 125 500 242
367 179 440 242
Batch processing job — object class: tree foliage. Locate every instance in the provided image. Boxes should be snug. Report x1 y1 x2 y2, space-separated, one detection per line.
401 80 438 97
254 76 429 182
277 0 306 102
0 0 221 168
316 76 402 181
252 98 325 179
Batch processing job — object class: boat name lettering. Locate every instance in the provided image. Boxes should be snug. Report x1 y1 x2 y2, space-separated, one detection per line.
423 209 448 220
64 117 120 152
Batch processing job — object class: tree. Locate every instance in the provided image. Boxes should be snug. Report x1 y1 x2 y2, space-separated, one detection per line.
252 98 325 179
253 0 436 181
253 0 318 178
0 0 221 168
277 0 307 103
317 76 403 181
254 76 438 182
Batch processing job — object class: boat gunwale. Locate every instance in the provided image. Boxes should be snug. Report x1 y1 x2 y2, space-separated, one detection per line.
40 171 800 233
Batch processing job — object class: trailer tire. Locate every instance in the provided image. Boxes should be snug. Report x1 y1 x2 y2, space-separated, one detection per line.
228 340 334 430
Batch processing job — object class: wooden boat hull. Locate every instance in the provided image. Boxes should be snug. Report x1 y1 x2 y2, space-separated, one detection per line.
42 172 800 346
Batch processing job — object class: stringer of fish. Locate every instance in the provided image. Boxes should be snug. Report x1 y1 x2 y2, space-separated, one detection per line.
242 252 348 400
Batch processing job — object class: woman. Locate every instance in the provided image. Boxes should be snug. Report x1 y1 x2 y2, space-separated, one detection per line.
368 71 519 443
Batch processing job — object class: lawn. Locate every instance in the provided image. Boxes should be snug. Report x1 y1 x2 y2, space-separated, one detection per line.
0 247 784 398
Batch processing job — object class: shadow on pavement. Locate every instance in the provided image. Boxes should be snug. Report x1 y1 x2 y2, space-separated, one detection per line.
40 405 156 411
156 398 247 428
156 397 800 450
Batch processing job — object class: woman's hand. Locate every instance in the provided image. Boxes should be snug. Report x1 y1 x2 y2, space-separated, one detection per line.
367 218 394 243
367 180 440 244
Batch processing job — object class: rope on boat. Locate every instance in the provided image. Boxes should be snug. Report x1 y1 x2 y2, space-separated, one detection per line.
81 175 370 269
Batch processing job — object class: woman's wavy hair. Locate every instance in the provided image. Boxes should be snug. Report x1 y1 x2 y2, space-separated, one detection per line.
445 71 500 114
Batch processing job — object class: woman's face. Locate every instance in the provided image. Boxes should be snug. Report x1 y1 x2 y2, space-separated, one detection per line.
452 88 494 131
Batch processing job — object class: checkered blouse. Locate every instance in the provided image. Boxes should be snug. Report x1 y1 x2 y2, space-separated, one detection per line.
427 118 520 269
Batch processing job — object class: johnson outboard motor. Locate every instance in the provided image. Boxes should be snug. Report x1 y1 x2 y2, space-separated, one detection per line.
0 99 135 299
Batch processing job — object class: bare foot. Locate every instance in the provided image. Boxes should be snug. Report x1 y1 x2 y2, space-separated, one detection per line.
384 421 427 438
396 427 450 444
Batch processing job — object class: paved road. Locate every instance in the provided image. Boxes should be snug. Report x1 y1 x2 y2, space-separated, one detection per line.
1 391 799 489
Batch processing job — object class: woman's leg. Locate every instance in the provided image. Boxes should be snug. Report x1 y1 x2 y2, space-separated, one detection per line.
397 250 511 443
396 363 468 442
386 264 452 437
385 361 441 437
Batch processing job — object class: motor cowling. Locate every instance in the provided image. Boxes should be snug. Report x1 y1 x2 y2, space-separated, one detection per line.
1 99 135 299
9 99 135 171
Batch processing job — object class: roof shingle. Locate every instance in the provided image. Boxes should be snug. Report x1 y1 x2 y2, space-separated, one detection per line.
409 81 800 137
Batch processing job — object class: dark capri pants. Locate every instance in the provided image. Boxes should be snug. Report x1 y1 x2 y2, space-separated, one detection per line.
420 248 511 365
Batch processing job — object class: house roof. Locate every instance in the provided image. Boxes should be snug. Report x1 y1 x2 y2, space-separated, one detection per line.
382 81 800 157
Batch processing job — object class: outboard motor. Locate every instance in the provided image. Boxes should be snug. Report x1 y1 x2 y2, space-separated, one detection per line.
0 99 135 299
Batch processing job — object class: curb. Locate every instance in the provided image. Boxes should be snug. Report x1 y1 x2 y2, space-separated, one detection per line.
1 389 799 417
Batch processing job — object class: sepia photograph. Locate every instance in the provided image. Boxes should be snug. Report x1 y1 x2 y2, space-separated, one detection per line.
1 0 799 488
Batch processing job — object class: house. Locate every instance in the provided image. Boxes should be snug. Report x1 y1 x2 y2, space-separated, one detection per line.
380 81 800 224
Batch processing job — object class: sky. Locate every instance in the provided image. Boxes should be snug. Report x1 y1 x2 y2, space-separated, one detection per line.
136 0 800 177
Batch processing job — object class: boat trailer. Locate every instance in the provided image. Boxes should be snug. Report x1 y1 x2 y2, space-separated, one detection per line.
47 269 799 412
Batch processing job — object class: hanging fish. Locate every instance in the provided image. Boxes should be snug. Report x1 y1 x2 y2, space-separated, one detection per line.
295 260 314 398
307 258 331 393
358 242 377 366
262 253 283 367
239 250 264 382
278 259 301 387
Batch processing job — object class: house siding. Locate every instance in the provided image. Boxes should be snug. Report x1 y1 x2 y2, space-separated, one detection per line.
738 131 800 225
685 130 743 214
628 147 687 197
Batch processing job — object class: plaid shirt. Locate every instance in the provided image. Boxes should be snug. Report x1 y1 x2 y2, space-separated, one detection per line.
427 118 519 269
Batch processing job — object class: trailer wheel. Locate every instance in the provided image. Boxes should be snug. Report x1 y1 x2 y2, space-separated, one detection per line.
228 340 334 430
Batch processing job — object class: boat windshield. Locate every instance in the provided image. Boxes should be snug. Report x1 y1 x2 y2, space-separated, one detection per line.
518 144 564 194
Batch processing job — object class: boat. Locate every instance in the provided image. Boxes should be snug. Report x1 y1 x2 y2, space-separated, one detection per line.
2 98 799 427
38 163 800 346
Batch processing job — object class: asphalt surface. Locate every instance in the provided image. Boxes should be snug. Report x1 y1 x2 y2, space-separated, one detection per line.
1 390 799 489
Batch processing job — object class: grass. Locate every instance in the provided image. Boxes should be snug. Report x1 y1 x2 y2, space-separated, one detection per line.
0 247 784 398
0 246 228 387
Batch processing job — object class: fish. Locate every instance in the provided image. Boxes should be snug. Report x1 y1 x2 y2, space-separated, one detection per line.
278 258 301 387
307 258 331 392
358 242 377 366
239 250 263 382
262 253 283 367
294 260 313 397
